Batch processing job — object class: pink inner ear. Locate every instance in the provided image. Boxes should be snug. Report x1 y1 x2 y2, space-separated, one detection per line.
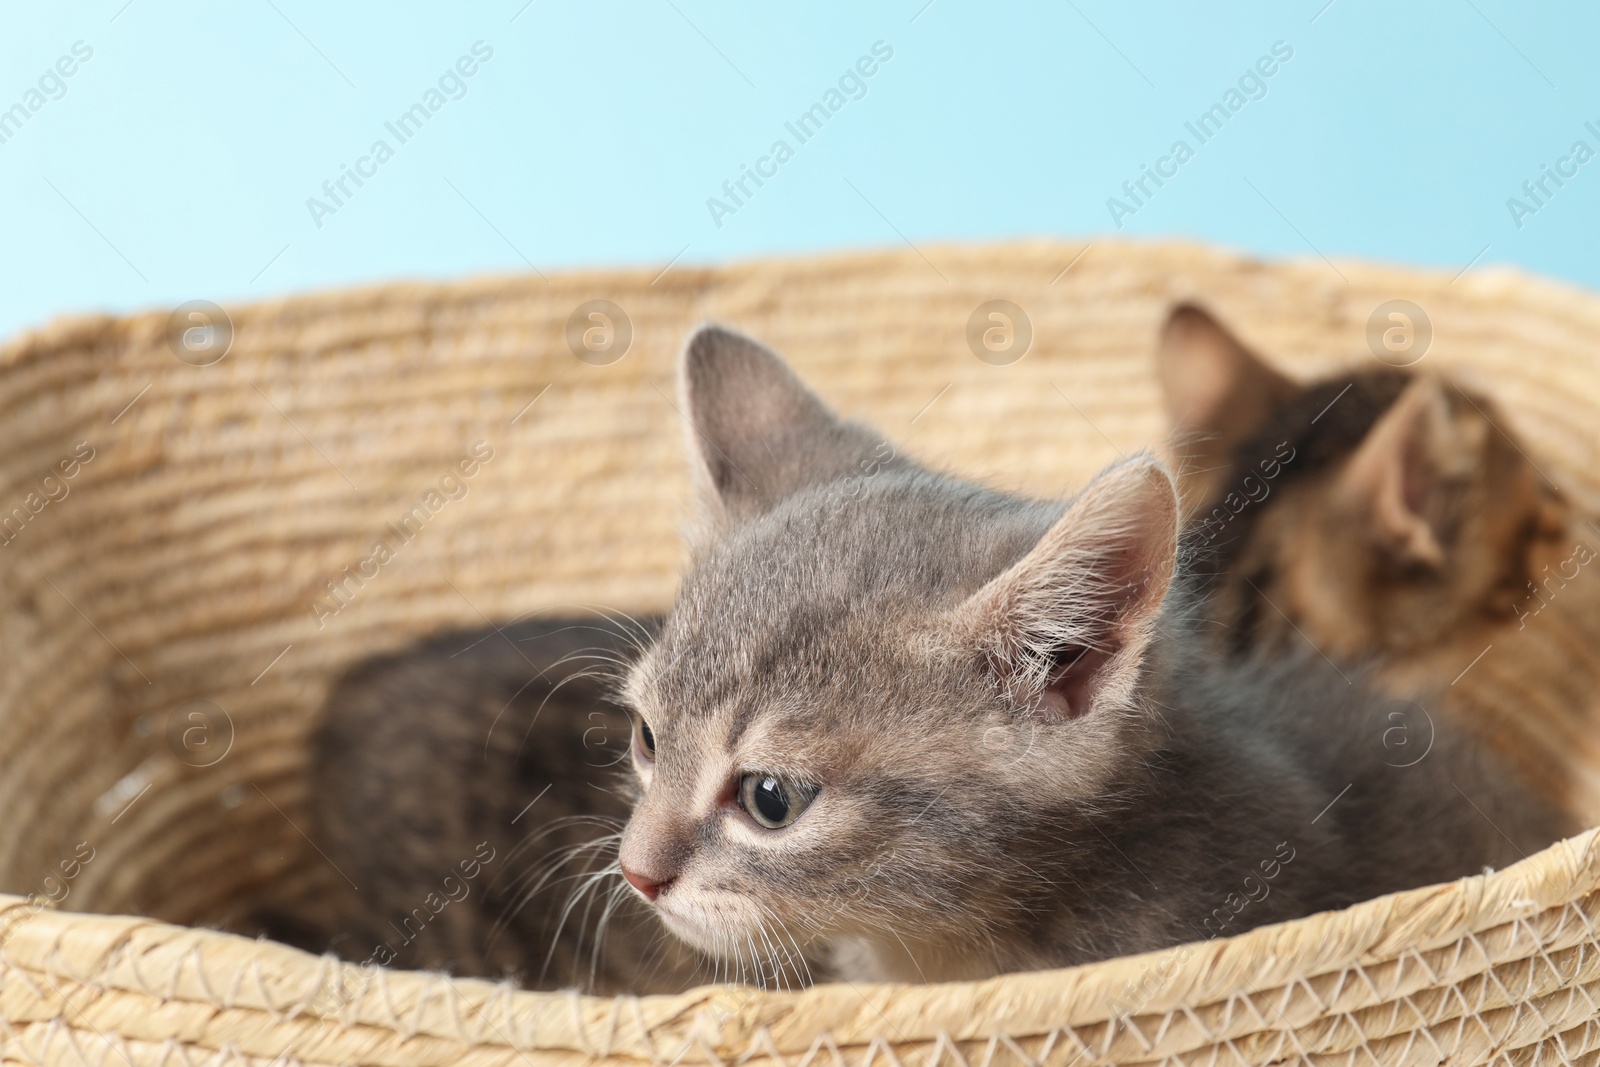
1399 423 1436 521
1040 643 1117 720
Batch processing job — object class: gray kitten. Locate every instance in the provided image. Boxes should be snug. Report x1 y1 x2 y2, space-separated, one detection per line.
614 324 1569 984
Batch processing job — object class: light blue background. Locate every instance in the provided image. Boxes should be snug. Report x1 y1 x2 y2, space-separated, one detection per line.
1 1 1596 341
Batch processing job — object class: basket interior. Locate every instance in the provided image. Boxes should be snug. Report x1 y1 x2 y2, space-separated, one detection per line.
1 240 1597 935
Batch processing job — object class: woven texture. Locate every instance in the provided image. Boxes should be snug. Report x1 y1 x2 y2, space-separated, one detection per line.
0 240 1597 1066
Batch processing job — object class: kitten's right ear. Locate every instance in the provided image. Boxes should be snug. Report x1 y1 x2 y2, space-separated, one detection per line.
679 324 899 527
1157 304 1301 509
949 456 1179 722
1331 376 1463 568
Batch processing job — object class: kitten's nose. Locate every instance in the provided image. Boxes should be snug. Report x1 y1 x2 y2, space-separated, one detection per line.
621 865 672 901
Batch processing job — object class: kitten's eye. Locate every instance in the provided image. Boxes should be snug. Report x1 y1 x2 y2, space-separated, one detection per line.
635 719 656 761
738 775 817 829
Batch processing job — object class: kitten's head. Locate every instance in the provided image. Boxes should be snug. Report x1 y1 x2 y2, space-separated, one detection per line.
1158 303 1567 662
616 325 1178 980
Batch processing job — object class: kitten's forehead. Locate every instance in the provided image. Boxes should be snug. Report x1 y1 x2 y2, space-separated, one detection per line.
689 470 1057 623
632 470 1056 732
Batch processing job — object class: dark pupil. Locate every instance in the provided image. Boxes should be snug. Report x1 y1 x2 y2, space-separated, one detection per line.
639 721 655 754
752 777 788 823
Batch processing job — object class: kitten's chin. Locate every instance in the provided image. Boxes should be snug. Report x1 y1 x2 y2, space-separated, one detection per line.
649 893 741 956
652 889 803 962
651 903 719 953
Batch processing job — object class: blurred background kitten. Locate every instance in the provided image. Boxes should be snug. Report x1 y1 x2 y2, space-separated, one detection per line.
1158 303 1600 816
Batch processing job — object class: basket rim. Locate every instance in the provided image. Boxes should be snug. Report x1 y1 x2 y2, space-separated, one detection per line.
3 828 1593 1057
7 235 1598 368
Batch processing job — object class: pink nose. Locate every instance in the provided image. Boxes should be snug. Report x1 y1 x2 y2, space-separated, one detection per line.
622 865 671 901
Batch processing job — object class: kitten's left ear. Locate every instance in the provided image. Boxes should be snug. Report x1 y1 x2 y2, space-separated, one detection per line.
679 324 899 527
1157 304 1301 509
950 456 1179 721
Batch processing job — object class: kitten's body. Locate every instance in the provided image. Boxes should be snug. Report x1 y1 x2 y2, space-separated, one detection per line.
614 326 1568 983
298 615 704 993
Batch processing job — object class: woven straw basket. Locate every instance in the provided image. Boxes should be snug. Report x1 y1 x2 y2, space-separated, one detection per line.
1 240 1599 1067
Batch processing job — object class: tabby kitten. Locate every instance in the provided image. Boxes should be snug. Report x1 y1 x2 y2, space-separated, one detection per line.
1157 302 1570 664
301 614 706 993
1156 304 1587 813
613 324 1566 985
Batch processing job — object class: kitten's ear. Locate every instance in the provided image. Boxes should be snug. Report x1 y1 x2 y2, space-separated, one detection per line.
951 456 1179 721
1157 304 1301 508
1332 376 1466 569
679 324 897 527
